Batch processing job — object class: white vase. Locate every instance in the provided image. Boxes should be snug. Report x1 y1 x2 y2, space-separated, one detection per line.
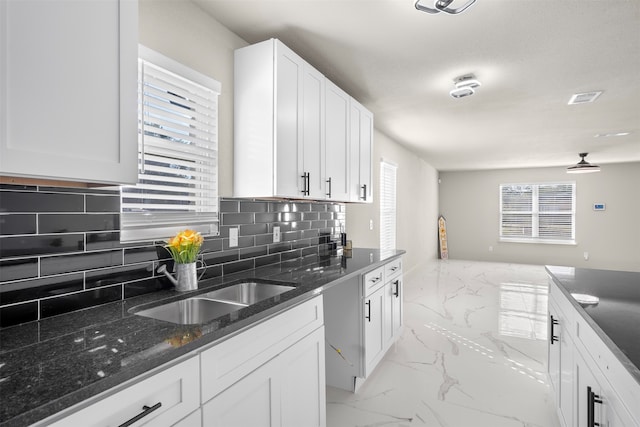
175 262 198 292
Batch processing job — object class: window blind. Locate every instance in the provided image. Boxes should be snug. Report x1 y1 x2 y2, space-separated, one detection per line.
380 160 397 251
121 46 221 243
500 182 575 243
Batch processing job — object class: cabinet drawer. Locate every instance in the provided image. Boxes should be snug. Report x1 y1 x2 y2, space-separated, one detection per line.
47 356 200 427
201 296 324 403
363 266 385 295
384 258 402 281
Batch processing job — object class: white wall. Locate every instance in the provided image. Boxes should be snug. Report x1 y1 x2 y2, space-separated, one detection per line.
439 162 640 272
139 0 248 197
140 1 441 275
346 130 440 274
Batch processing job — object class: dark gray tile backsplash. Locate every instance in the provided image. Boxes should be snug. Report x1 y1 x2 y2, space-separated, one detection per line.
0 185 345 327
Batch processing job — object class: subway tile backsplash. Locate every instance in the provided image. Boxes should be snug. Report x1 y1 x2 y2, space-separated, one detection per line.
0 185 345 327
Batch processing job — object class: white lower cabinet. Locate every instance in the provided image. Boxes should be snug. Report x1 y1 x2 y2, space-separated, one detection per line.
324 256 404 392
548 278 639 427
280 327 326 427
202 327 326 427
363 284 385 376
548 298 574 427
40 296 325 427
47 356 200 427
201 295 326 427
203 355 280 427
574 349 602 427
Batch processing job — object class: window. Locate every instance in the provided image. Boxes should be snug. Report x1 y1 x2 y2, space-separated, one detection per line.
500 182 575 244
121 46 220 242
380 160 397 250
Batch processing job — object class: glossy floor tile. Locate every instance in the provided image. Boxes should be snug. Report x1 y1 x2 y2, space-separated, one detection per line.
327 260 561 427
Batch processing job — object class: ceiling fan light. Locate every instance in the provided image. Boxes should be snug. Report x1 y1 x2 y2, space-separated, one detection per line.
566 153 601 174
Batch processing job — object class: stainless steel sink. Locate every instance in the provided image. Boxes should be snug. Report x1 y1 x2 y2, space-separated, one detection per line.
135 298 243 325
132 280 295 325
200 282 295 306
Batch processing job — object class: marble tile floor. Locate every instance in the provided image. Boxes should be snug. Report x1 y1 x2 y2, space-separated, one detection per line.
326 259 562 427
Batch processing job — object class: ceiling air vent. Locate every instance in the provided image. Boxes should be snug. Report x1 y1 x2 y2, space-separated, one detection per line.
568 91 603 105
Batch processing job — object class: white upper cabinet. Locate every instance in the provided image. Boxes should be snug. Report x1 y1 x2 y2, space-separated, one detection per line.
235 39 318 199
234 38 372 203
0 0 138 185
302 63 326 199
273 41 304 198
349 98 373 203
324 80 350 202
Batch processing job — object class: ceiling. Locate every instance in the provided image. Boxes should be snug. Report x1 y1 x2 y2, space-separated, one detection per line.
192 0 640 171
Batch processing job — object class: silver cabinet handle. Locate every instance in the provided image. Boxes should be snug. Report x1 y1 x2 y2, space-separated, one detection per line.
301 172 310 196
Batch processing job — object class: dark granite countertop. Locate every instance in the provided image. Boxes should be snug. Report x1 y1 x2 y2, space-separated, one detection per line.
0 248 405 426
546 265 640 384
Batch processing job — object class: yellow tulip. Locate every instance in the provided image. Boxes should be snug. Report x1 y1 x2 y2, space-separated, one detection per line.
165 229 204 264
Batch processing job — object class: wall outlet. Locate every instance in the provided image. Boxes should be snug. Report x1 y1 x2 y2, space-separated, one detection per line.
273 226 281 243
229 227 239 248
584 251 589 261
369 219 374 231
488 246 493 252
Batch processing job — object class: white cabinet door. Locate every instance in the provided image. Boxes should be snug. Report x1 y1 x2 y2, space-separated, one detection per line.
0 0 137 185
203 356 280 427
575 350 603 427
349 98 373 203
274 40 304 198
280 327 326 427
383 281 394 346
301 63 325 199
324 80 350 201
548 301 562 420
390 276 403 340
558 308 574 427
364 285 385 377
203 327 326 427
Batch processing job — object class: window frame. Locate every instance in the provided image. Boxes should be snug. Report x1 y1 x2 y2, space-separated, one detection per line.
499 181 576 245
120 45 221 243
379 159 397 251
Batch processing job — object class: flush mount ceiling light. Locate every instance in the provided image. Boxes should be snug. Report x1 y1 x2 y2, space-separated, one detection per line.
594 131 631 138
568 91 602 105
415 0 477 15
566 153 601 174
449 74 481 98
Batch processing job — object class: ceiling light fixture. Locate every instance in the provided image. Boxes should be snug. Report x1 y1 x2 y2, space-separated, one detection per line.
594 132 630 138
566 153 601 174
415 0 477 15
449 74 481 98
568 91 602 105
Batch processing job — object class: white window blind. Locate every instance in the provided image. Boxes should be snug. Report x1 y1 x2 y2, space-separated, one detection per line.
380 160 397 251
121 46 220 243
500 182 575 244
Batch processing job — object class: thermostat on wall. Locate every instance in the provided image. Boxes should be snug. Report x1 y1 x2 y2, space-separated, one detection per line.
593 203 606 211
